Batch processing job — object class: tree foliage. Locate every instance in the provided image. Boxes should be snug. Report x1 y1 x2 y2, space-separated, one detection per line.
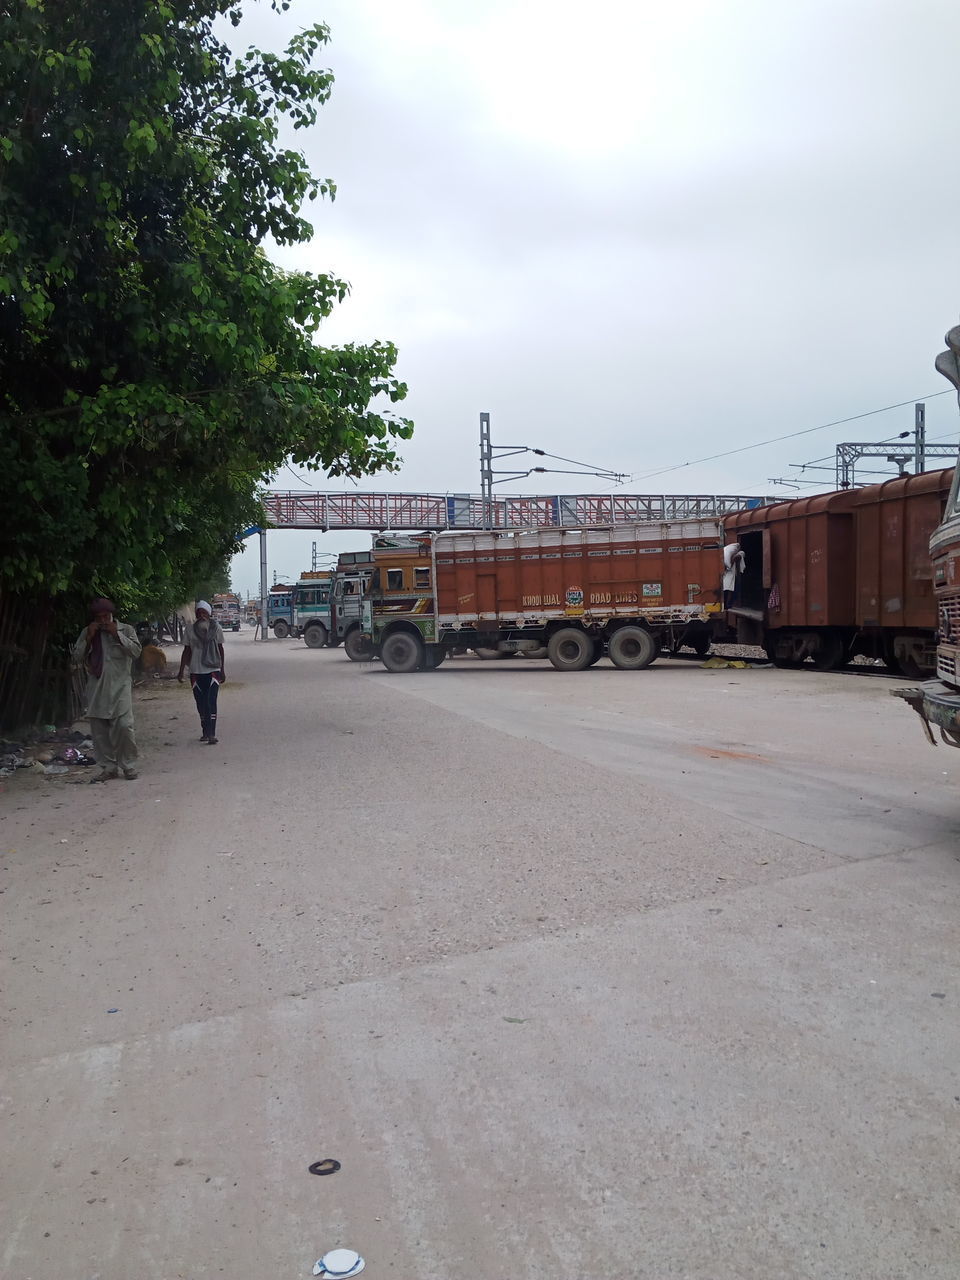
0 0 412 619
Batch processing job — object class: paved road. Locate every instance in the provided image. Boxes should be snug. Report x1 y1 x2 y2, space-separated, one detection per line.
2 632 959 1279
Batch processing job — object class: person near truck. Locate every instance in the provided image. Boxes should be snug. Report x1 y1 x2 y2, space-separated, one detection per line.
722 541 746 609
71 597 142 782
178 601 226 744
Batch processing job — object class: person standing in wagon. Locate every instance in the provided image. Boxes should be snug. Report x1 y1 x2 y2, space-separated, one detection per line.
72 597 142 781
178 601 226 744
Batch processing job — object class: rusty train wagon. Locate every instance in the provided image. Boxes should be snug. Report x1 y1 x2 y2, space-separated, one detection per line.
724 468 953 675
368 522 725 672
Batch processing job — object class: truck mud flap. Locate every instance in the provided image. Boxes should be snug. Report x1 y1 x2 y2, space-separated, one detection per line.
891 680 960 746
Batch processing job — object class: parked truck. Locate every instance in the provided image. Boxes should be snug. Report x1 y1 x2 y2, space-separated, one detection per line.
212 592 242 631
269 573 332 645
363 522 725 672
894 325 960 745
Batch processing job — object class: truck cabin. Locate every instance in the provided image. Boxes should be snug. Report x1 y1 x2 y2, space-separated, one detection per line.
333 572 368 599
295 580 330 609
368 550 432 600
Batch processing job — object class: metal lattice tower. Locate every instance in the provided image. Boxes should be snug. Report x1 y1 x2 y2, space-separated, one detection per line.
835 402 958 487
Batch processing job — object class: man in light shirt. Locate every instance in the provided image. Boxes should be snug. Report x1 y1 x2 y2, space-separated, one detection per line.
722 541 746 609
71 597 142 781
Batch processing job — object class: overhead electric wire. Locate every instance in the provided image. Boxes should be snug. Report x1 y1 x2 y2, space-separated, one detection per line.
527 448 625 479
628 389 954 485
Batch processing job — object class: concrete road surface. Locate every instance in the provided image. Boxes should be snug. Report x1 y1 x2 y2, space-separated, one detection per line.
2 632 959 1279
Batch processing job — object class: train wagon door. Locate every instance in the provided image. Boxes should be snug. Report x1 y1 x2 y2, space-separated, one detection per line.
736 529 768 613
477 573 498 618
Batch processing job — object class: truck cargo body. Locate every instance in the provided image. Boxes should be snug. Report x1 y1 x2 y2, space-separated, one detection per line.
725 469 952 674
366 522 724 672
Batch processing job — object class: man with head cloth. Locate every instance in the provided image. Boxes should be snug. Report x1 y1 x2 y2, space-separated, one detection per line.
178 601 226 744
72 597 142 781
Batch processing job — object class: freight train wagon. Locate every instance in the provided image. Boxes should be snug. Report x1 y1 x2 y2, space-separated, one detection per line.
364 522 725 672
724 468 953 675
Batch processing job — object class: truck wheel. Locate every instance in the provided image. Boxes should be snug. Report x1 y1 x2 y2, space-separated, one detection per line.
421 646 446 670
273 619 290 639
381 630 424 673
520 645 549 660
474 647 506 660
608 626 658 670
587 639 604 667
303 623 328 649
547 627 594 672
344 628 372 661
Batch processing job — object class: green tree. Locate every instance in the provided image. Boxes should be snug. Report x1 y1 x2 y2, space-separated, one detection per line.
0 0 411 622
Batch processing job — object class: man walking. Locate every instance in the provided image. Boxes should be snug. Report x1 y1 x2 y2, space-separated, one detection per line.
72 597 142 781
178 601 225 744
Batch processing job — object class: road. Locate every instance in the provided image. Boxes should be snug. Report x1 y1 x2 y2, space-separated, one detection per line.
2 631 959 1279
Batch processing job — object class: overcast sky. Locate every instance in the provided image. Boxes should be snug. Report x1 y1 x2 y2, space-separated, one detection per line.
229 0 960 593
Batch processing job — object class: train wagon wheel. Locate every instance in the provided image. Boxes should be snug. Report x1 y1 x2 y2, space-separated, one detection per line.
809 631 845 672
882 636 927 679
344 628 372 661
547 627 594 672
608 626 658 670
381 630 424 673
303 623 328 649
767 652 803 669
272 619 290 639
895 653 926 680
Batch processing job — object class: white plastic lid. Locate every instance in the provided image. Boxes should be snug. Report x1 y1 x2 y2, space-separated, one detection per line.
313 1248 365 1277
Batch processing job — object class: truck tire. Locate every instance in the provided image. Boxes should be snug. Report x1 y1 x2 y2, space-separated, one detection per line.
608 626 658 670
273 619 290 639
547 627 594 672
344 628 372 661
587 639 604 667
381 630 424 673
520 645 549 660
474 647 507 659
421 646 446 670
303 623 328 649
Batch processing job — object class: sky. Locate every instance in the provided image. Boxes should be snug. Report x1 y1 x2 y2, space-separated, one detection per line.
229 0 960 595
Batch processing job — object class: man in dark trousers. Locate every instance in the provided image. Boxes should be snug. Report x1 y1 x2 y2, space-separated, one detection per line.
178 601 226 744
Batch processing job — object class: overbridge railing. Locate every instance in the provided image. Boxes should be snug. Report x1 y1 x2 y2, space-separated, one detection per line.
262 490 776 531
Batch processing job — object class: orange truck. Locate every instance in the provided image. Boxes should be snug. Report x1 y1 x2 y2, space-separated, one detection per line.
363 522 725 672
